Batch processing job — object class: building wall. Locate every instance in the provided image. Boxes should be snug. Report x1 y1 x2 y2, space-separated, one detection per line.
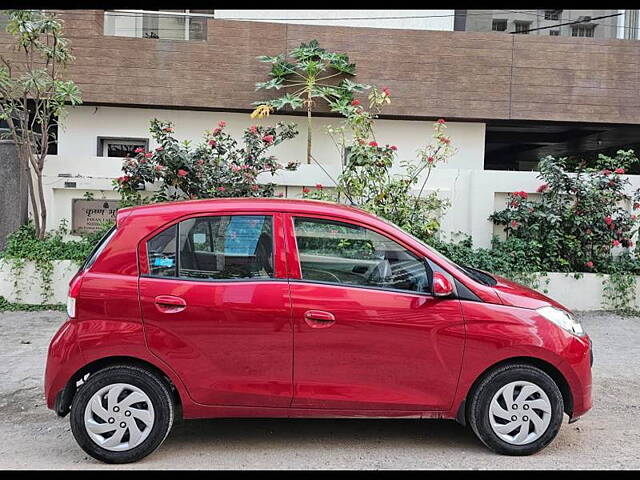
213 10 455 31
3 11 640 125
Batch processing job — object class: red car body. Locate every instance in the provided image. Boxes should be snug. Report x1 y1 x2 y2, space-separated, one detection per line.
44 199 592 424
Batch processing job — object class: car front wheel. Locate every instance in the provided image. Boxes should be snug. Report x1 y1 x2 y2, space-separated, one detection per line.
468 363 564 456
70 365 174 463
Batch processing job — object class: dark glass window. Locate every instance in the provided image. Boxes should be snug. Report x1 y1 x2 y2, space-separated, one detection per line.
147 225 178 277
492 19 507 32
293 217 431 293
178 215 274 280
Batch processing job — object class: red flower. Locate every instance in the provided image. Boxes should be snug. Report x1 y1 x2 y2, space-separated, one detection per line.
155 146 164 152
601 169 612 175
437 118 446 124
249 125 258 134
177 169 188 177
208 139 217 147
134 147 144 154
369 141 378 147
513 191 528 199
251 184 259 191
604 216 613 225
439 136 451 144
302 187 310 194
351 99 361 106
162 127 173 133
315 183 323 190
427 156 435 164
218 121 227 128
262 135 274 144
510 220 519 228
390 145 398 151
634 203 640 210
358 138 365 145
613 239 621 247
212 127 222 135
615 167 625 174
536 183 549 193
381 86 391 97
585 261 594 269
217 186 226 192
144 152 153 158
632 214 638 221
155 165 164 172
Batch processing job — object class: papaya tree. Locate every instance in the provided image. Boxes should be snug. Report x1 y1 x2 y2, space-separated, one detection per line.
252 39 367 164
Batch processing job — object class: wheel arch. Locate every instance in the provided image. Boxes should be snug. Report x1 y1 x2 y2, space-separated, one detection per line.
455 356 573 426
54 355 183 419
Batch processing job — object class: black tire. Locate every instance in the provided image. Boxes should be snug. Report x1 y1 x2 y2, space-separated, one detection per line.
70 365 174 464
467 363 564 456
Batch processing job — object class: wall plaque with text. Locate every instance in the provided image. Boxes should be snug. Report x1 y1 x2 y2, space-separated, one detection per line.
71 199 121 234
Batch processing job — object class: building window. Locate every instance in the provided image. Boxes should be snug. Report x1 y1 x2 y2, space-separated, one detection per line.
492 19 507 32
97 137 148 157
514 21 531 34
104 10 208 41
544 10 562 21
549 30 560 36
571 25 595 37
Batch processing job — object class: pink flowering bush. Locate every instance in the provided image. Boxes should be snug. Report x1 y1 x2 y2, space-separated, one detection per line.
114 119 298 206
490 153 640 272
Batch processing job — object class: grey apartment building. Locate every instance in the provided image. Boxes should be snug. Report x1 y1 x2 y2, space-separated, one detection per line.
455 9 639 39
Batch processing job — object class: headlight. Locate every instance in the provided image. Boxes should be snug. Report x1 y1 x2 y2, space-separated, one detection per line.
537 306 585 337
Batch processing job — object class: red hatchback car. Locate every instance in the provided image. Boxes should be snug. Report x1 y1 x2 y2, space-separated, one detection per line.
45 198 592 463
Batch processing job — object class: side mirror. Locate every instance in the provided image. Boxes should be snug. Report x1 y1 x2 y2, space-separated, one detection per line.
432 272 454 297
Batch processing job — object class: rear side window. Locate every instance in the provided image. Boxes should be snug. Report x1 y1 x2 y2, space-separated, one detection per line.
82 226 117 271
147 225 178 277
146 215 274 280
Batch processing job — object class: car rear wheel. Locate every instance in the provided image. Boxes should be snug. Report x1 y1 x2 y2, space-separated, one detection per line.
468 363 564 455
70 365 174 463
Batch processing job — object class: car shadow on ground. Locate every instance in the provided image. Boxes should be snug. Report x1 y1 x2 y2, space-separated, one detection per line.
162 417 485 451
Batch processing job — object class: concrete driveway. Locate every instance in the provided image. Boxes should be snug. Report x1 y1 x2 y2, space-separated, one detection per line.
1 310 639 469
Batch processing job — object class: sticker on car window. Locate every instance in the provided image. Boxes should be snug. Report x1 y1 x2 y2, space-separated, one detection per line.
153 257 175 268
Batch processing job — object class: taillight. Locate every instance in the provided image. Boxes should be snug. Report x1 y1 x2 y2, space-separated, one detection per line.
67 272 84 319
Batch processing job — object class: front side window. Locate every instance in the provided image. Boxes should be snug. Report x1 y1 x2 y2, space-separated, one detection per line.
293 217 431 294
146 215 274 280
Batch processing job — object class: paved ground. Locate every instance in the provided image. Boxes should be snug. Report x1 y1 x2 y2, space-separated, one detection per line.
1 310 639 470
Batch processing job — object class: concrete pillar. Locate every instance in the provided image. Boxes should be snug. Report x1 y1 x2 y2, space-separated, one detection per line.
0 128 29 250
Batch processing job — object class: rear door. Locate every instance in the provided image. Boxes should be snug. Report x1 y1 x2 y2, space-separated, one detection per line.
286 214 466 411
138 212 293 407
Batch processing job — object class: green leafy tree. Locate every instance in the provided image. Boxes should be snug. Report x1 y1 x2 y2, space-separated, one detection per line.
0 10 82 239
252 39 367 164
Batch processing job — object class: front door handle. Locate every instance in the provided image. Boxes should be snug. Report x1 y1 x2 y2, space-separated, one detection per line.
154 295 187 313
303 310 336 328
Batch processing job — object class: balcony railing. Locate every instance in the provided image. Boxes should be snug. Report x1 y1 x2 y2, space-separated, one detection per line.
103 10 209 41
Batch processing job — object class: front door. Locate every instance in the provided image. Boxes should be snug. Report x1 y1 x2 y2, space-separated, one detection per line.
139 213 293 407
287 215 465 411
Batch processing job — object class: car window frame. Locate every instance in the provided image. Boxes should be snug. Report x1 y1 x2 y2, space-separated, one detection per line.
138 211 287 283
287 213 435 297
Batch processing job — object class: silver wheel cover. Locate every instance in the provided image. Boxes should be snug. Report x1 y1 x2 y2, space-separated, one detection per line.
488 380 553 446
83 383 155 452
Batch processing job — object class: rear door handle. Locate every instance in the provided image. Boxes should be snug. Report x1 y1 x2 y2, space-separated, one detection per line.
154 295 187 313
304 310 336 328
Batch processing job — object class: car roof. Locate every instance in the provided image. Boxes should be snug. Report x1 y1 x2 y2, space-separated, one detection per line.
117 197 384 225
